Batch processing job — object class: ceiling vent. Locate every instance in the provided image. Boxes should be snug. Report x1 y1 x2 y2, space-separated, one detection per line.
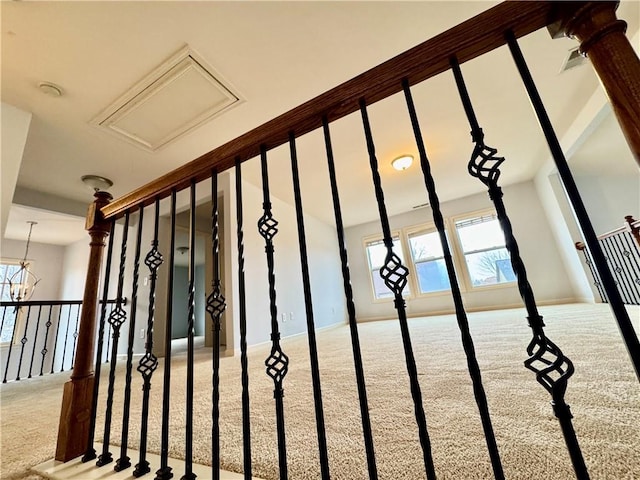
560 47 588 73
91 46 243 151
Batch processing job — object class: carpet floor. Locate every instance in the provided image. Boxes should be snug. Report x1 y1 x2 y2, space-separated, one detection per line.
1 303 639 479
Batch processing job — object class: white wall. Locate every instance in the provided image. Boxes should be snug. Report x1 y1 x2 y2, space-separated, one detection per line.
345 180 580 321
572 174 640 234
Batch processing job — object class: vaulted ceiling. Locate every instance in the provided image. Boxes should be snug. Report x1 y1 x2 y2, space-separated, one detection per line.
2 1 638 245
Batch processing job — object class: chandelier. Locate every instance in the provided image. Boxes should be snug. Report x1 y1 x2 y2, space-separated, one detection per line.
9 221 41 303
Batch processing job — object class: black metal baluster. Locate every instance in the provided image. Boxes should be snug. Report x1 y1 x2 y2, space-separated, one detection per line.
15 305 33 381
235 158 253 480
116 207 145 472
451 56 589 480
50 306 63 375
609 236 636 304
288 132 331 479
618 233 640 304
134 199 163 478
258 145 289 480
97 212 131 467
207 170 226 480
603 238 630 304
0 307 7 341
156 190 177 480
106 319 112 362
182 180 198 480
39 306 54 376
61 305 73 371
506 32 640 381
322 116 378 479
2 306 21 383
27 306 43 378
85 219 116 460
70 305 81 368
403 78 505 480
577 244 607 303
359 99 436 480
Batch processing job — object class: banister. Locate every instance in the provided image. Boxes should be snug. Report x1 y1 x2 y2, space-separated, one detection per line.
101 0 586 221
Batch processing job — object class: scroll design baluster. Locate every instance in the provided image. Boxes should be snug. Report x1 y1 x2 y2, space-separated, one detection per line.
359 99 436 480
235 158 253 479
207 170 227 480
451 56 589 480
134 199 162 478
506 32 640 381
39 306 54 376
258 145 289 480
97 212 130 467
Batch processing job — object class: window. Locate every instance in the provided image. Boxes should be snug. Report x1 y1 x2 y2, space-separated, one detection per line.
454 212 515 287
365 235 410 300
0 262 23 344
407 228 450 294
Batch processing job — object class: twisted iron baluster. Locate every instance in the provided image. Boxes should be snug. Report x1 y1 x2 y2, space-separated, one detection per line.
322 116 378 479
97 212 130 467
506 32 640 381
156 190 177 480
235 158 253 480
28 306 43 378
39 306 54 376
360 99 436 480
258 145 289 480
451 56 589 480
116 207 145 472
60 305 73 372
182 180 197 480
15 305 33 381
70 305 81 368
2 306 20 383
403 78 504 480
50 306 63 374
208 170 226 480
134 199 163 478
289 132 331 479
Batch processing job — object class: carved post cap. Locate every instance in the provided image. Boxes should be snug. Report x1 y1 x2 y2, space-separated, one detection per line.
547 2 624 51
86 191 113 235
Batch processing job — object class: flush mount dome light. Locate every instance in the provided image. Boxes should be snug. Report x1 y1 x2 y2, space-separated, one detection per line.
38 82 63 97
81 174 114 193
392 155 413 171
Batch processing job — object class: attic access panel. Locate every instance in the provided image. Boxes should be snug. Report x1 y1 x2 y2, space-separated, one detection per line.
92 47 242 151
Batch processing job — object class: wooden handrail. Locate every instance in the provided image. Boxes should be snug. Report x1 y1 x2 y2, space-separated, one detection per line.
575 215 639 250
101 0 587 221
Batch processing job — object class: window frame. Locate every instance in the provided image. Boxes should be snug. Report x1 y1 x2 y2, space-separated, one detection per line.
403 223 455 298
450 208 516 291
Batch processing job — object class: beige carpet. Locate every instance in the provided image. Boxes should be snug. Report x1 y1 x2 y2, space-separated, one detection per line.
1 303 639 479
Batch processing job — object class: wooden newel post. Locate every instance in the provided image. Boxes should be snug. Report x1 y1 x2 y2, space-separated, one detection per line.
56 191 112 462
549 1 640 166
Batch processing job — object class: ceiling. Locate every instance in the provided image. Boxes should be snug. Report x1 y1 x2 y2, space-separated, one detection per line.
2 1 639 246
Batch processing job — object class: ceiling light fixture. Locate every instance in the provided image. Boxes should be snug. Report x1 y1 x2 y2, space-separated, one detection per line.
392 154 413 171
9 221 41 303
38 82 63 97
176 246 189 255
81 175 114 193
